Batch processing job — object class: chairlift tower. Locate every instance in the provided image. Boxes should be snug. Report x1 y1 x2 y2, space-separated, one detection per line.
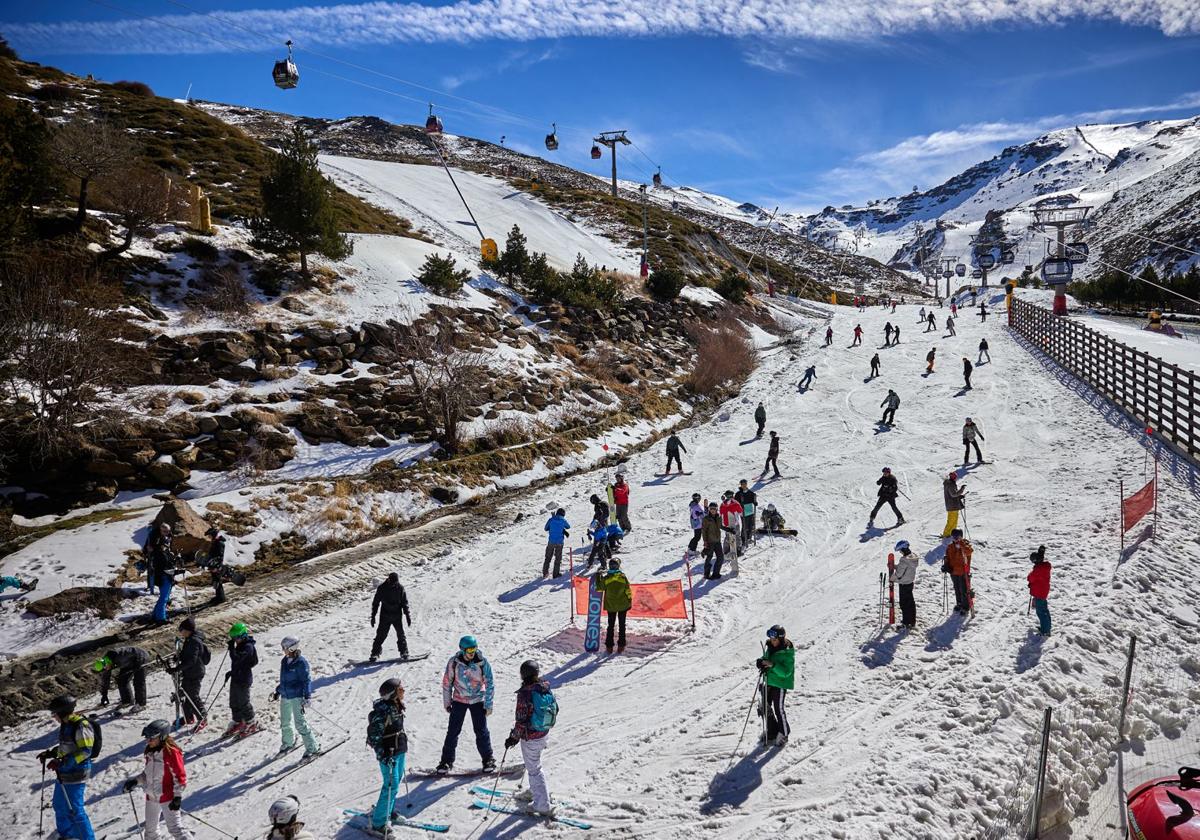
594 131 631 198
1030 198 1091 316
938 256 960 300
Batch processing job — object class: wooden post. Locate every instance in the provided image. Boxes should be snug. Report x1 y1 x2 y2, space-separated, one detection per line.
1117 635 1137 741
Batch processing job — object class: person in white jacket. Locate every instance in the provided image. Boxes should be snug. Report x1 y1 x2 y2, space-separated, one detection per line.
123 720 193 840
267 795 315 840
892 541 919 629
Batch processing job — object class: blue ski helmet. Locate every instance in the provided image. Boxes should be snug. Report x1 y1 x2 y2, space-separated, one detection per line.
458 635 477 651
894 540 910 552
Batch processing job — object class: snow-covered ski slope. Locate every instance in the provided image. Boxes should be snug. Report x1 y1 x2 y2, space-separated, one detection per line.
3 299 1197 839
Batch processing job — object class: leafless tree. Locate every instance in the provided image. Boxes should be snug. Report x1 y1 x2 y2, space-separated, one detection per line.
95 165 190 262
51 116 140 232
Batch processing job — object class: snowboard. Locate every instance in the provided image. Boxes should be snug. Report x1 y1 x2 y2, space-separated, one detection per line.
755 528 797 536
407 765 523 780
348 653 430 667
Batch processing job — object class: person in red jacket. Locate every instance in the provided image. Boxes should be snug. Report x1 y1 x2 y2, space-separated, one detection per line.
719 492 744 558
611 473 632 533
124 720 193 839
1027 546 1051 636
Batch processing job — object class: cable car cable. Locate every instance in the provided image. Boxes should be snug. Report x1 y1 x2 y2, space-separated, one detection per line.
1026 232 1200 308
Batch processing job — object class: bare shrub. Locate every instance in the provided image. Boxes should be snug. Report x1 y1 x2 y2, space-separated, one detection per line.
95 165 190 261
193 264 250 314
51 116 139 232
685 323 756 397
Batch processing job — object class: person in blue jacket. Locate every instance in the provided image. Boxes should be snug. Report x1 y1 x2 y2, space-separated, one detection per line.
542 509 570 578
273 636 319 759
38 694 97 840
603 522 625 553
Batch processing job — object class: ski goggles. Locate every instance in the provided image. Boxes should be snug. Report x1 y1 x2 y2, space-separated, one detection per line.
766 627 783 639
463 647 478 656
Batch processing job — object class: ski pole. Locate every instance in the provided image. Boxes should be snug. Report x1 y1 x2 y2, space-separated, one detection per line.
942 573 948 616
38 760 47 836
725 672 764 770
200 649 228 710
483 746 509 817
182 808 239 839
1027 597 1033 616
307 703 352 736
128 788 144 840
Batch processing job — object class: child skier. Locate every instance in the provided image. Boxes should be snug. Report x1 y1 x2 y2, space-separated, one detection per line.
226 622 260 737
274 636 319 759
437 636 495 774
366 677 408 837
174 619 208 730
755 626 794 746
503 661 557 817
123 720 194 840
267 796 316 840
1027 546 1051 636
687 493 704 554
892 541 918 628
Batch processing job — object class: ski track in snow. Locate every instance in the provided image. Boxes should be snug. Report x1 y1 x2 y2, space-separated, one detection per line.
2 299 1198 839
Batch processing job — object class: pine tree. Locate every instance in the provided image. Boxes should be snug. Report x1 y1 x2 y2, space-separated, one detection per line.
496 224 530 280
253 125 351 275
417 252 471 296
716 266 751 304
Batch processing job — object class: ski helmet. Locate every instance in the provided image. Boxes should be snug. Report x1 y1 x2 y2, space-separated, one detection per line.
229 622 249 639
882 467 892 474
951 528 963 538
766 625 786 640
766 503 776 511
48 694 76 717
458 635 477 651
519 660 539 682
142 719 171 740
92 656 110 673
895 540 910 553
948 471 958 480
379 677 403 697
280 636 300 654
269 795 301 827
691 493 701 501
608 557 621 570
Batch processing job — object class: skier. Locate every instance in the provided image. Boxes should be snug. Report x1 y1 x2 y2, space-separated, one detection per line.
962 357 973 390
926 347 937 374
123 720 194 840
879 390 900 426
612 472 632 532
891 324 901 346
917 307 926 324
589 493 610 529
370 572 412 661
892 541 918 628
203 527 228 605
962 417 985 465
755 625 794 746
437 636 495 775
664 432 686 474
226 622 260 737
924 312 936 332
174 618 208 730
1027 546 1051 636
977 338 990 364
367 678 408 837
39 695 97 840
946 315 956 337
146 526 179 624
542 508 570 578
798 365 816 390
735 479 758 545
267 796 315 840
760 503 787 533
597 558 632 653
951 300 958 316
754 402 767 438
700 502 725 580
869 354 881 379
944 529 973 614
96 646 149 710
142 522 172 594
503 661 557 817
719 491 744 559
585 519 609 567
687 493 705 553
824 326 833 346
0 574 36 593
941 472 967 537
759 431 782 479
883 322 893 345
274 637 320 759
602 521 625 553
852 324 863 346
868 467 905 528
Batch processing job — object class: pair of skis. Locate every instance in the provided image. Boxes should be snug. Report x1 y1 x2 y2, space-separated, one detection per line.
343 786 592 835
878 552 896 628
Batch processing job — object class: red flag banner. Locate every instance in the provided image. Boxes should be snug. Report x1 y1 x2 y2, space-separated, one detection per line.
1122 479 1155 533
571 576 689 620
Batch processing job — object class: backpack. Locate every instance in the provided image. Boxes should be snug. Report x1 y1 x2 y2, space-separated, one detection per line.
72 715 103 761
529 686 558 733
198 638 212 665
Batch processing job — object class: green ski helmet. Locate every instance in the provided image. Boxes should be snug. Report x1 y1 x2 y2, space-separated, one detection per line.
92 656 111 673
229 622 249 639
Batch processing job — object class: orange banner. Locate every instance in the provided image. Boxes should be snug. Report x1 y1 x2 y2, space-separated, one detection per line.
1122 479 1155 532
571 576 689 620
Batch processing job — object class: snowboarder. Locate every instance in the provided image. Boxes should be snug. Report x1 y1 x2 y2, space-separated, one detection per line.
96 646 149 710
719 491 744 558
174 618 208 729
226 622 260 737
962 417 985 464
760 431 782 479
755 625 794 746
1027 546 1051 636
892 541 918 628
437 636 495 775
978 302 988 321
142 522 172 594
946 315 956 337
203 527 229 605
962 357 973 390
274 637 320 759
868 467 904 527
39 695 97 840
924 312 937 332
503 661 557 817
879 390 899 426
370 573 412 662
597 558 632 652
824 326 833 346
735 479 758 545
267 796 315 840
700 502 725 580
977 338 990 364
944 529 973 614
883 322 893 345
852 324 863 346
869 354 880 379
926 347 937 373
543 509 570 578
367 678 408 837
612 472 632 532
754 402 767 438
123 720 194 840
941 472 966 537
0 574 37 593
798 365 816 390
664 432 686 474
687 493 704 553
760 503 787 533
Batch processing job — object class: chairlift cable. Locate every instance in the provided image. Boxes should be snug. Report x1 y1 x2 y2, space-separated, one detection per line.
1027 232 1200 308
1115 229 1200 259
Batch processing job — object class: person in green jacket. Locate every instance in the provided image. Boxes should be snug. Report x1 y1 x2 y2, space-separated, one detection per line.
598 559 632 653
755 625 794 747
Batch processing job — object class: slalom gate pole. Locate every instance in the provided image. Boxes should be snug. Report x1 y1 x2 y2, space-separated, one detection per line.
942 572 948 616
128 788 144 840
183 808 239 839
1119 479 1125 554
1152 458 1159 543
307 703 352 736
38 761 46 836
725 672 764 770
483 746 509 817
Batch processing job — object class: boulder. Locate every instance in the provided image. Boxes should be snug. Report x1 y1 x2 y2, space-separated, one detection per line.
150 498 211 555
145 458 191 487
429 486 459 504
84 458 136 478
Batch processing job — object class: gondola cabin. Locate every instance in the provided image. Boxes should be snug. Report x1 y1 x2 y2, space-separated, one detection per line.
978 253 996 269
955 263 967 277
425 113 443 135
970 269 983 279
1001 249 1016 264
545 124 559 151
590 144 602 160
1067 242 1089 263
1041 258 1073 282
272 40 299 90
653 167 662 188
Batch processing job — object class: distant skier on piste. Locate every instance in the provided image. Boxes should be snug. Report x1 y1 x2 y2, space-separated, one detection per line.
892 541 918 628
890 323 901 346
925 312 937 332
944 529 973 614
273 636 319 759
760 431 781 479
612 472 632 532
868 467 905 528
884 322 894 345
852 324 863 346
123 719 194 840
437 636 495 775
503 660 558 817
798 365 816 390
946 315 956 337
1027 546 1051 636
687 493 704 553
268 795 315 840
755 625 794 747
543 509 570 578
226 622 260 738
978 302 988 321
824 326 833 346
700 502 725 580
39 694 97 840
367 677 408 837
918 307 926 324
869 353 881 379
978 338 990 364
664 432 686 474
962 357 973 390
754 402 767 438
370 573 412 662
879 390 900 426
962 417 985 464
926 347 937 373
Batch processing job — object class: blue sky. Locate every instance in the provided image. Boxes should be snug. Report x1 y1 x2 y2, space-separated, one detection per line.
4 0 1200 212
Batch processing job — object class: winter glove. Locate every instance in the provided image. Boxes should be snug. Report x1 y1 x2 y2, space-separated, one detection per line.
504 736 518 749
48 759 60 771
405 614 412 628
270 691 280 702
370 615 375 627
755 659 768 670
445 705 452 713
941 563 950 574
169 795 182 811
123 778 139 792
36 749 55 763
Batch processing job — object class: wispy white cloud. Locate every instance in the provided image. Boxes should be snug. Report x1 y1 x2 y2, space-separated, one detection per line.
441 45 563 91
669 128 756 159
5 0 1199 55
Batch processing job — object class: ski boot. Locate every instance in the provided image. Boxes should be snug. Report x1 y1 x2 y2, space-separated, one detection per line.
435 762 452 776
223 721 245 738
513 789 534 803
276 742 299 758
482 757 497 773
369 653 379 663
237 720 263 738
190 718 208 735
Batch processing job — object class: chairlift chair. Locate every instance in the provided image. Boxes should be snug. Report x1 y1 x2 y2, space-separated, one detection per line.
425 104 443 135
1001 249 1016 264
971 269 983 279
590 144 602 160
1041 258 1074 283
545 124 559 151
978 253 996 270
652 167 662 188
272 40 299 90
1067 242 1089 263
955 263 967 277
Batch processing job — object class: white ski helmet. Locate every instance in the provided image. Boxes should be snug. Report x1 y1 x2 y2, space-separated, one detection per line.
269 795 300 826
280 636 300 654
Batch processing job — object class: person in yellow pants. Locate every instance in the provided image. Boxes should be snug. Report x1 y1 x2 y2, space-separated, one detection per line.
942 472 966 537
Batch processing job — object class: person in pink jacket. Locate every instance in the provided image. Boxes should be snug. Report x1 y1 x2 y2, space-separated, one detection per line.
123 720 193 839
